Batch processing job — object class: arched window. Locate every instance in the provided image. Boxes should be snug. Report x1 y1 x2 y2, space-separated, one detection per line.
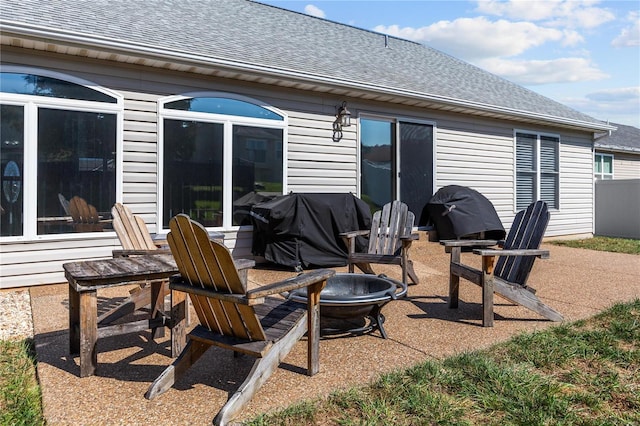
0 69 121 239
160 94 286 229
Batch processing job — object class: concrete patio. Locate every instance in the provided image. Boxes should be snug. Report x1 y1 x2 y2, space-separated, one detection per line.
29 236 639 425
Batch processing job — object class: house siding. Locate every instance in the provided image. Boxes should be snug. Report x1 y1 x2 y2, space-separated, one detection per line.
286 113 358 193
607 152 640 180
1 48 596 288
554 134 595 236
435 120 515 215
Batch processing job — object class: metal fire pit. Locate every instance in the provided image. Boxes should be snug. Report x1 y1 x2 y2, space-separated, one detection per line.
288 273 407 339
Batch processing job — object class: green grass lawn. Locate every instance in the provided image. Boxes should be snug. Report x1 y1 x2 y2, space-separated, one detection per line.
549 236 640 254
0 339 43 426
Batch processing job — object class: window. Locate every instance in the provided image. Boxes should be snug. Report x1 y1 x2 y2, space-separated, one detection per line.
515 131 559 210
1 69 121 239
594 153 613 180
160 94 285 229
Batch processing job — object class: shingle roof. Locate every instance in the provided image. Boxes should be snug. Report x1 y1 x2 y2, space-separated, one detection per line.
595 123 640 153
0 0 611 130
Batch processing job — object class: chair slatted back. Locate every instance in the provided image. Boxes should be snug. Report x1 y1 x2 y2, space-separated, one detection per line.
111 203 157 251
69 196 100 224
494 201 549 286
58 193 71 215
168 214 265 341
368 200 414 256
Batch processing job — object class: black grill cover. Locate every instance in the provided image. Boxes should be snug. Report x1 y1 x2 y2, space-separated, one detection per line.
425 185 506 240
251 193 371 269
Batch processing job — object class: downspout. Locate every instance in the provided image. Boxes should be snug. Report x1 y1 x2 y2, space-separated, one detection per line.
591 132 596 237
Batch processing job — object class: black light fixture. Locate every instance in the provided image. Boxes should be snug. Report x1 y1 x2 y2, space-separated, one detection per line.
332 101 351 142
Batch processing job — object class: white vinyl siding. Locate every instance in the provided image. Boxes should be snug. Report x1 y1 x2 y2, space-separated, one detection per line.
548 136 593 236
0 48 598 288
613 152 640 179
286 112 357 192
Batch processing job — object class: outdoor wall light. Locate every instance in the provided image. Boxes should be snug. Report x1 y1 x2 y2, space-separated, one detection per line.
332 101 351 142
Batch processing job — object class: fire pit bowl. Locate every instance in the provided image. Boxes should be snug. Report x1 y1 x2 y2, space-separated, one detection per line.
287 273 407 338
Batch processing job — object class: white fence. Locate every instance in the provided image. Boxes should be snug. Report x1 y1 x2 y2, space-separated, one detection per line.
594 179 640 239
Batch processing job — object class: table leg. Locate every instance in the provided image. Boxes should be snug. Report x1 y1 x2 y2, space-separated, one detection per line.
481 256 495 327
79 290 98 377
170 289 187 357
150 281 166 339
69 285 80 355
307 280 324 376
449 247 461 309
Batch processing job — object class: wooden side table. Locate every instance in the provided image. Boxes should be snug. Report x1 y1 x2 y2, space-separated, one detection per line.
64 254 181 377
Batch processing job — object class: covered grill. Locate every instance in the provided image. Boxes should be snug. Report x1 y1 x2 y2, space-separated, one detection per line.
425 185 506 241
251 193 371 270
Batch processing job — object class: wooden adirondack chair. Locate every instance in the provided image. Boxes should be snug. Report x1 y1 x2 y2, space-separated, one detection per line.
145 214 335 426
111 202 170 256
341 200 419 285
441 200 563 327
68 196 104 232
100 203 173 326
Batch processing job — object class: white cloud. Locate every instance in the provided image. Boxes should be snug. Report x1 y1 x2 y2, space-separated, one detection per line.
612 11 640 47
477 57 609 85
372 11 617 86
566 86 640 126
586 86 640 102
374 17 582 60
304 4 325 19
474 0 615 29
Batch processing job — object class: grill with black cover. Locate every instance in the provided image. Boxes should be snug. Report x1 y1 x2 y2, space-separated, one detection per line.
425 185 506 241
251 193 372 270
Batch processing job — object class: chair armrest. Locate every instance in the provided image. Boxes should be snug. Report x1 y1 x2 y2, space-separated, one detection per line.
339 229 370 239
169 278 263 305
151 236 169 248
440 239 498 247
400 233 419 241
234 258 256 271
112 249 172 257
473 248 550 259
246 269 335 299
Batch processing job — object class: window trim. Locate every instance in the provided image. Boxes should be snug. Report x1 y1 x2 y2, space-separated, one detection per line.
594 152 614 180
0 66 124 242
157 92 287 232
513 129 560 212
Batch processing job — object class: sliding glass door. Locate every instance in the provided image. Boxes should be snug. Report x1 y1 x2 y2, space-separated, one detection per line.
360 117 433 218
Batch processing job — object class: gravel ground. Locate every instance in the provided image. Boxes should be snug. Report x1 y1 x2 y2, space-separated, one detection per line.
0 289 34 341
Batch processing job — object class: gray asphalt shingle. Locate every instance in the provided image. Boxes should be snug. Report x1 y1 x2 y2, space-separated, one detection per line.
596 122 640 152
1 0 607 126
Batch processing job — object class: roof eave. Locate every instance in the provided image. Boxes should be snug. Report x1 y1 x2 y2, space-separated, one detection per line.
595 144 640 154
1 22 615 133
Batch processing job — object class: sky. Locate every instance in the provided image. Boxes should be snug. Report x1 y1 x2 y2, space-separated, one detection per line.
258 0 640 128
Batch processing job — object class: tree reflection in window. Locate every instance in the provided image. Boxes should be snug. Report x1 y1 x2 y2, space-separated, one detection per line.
1 73 117 103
